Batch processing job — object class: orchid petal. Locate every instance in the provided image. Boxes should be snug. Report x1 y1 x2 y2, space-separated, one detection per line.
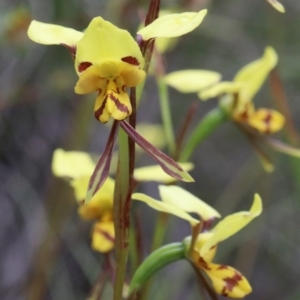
134 163 194 183
74 65 107 94
132 193 199 226
203 263 252 298
247 108 285 133
75 17 144 74
121 121 194 182
234 47 278 103
52 149 95 179
164 70 221 93
199 82 242 100
86 121 119 203
200 194 262 258
92 220 115 253
137 10 207 40
266 0 285 13
158 185 220 221
27 20 83 46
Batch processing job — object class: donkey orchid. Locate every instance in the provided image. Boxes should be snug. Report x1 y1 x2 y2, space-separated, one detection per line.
132 186 262 298
27 10 207 123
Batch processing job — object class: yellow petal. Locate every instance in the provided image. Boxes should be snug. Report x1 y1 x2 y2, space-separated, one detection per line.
94 79 132 123
134 163 194 183
158 185 221 221
164 70 221 93
52 149 95 179
137 10 207 40
132 193 199 226
203 262 252 298
74 65 107 94
75 17 144 75
91 220 115 253
266 0 285 13
71 176 114 205
27 20 83 45
200 194 262 258
192 232 217 263
152 9 179 53
120 62 146 87
247 108 285 134
199 82 243 100
234 47 278 103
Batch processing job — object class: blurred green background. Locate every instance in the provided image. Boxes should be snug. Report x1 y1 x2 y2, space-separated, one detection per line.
1 0 300 299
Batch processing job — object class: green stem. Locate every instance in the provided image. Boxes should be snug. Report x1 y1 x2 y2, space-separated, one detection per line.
113 127 131 300
180 106 227 162
157 76 176 156
128 242 185 296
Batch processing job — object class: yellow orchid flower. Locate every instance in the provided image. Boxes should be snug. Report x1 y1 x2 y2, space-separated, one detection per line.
27 10 207 123
132 186 262 298
199 47 285 134
52 149 115 252
52 149 194 250
184 194 262 298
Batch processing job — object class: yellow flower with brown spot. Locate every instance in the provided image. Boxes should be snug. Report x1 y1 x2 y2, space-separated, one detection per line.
27 10 207 123
52 148 115 252
133 186 262 298
183 194 262 298
52 149 194 251
28 17 145 123
199 47 285 134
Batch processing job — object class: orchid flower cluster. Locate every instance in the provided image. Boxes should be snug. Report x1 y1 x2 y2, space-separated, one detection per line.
27 0 292 299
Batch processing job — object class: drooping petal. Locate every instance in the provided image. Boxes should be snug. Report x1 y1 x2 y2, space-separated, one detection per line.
266 0 285 13
121 121 194 182
27 20 83 46
134 163 194 183
52 148 95 179
75 17 144 75
137 10 207 40
233 47 278 103
132 193 199 226
200 194 262 258
199 82 243 100
86 121 119 203
246 108 285 133
203 262 252 298
158 185 220 221
91 220 115 253
164 70 221 93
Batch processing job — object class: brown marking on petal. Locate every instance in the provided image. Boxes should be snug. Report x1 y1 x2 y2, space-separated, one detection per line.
116 88 120 94
95 95 108 121
78 62 92 73
122 85 126 93
108 93 130 114
198 257 211 270
217 265 228 270
263 111 273 134
201 219 215 232
121 56 140 66
223 272 243 292
61 43 76 58
95 227 115 243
